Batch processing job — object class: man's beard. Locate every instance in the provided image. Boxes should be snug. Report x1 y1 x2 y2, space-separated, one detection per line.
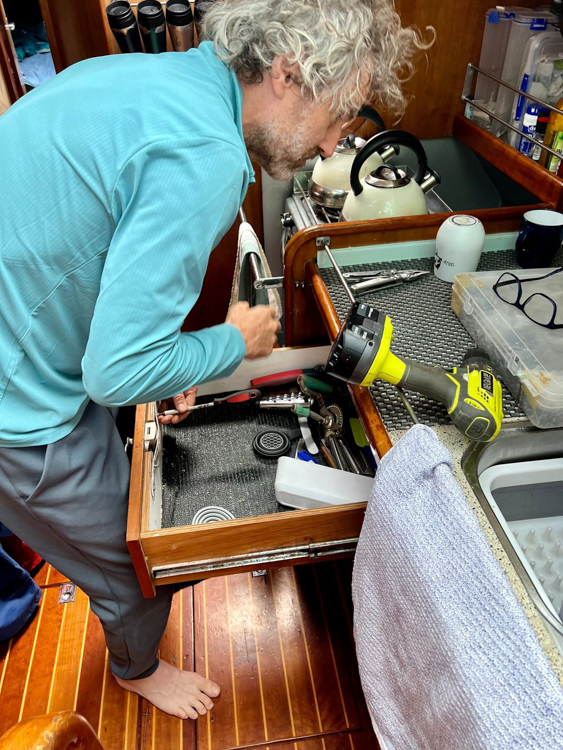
245 114 319 181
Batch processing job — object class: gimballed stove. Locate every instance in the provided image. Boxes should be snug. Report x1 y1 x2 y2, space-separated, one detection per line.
281 169 452 252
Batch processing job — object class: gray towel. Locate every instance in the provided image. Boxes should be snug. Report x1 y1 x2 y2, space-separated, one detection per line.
230 221 282 318
352 424 563 750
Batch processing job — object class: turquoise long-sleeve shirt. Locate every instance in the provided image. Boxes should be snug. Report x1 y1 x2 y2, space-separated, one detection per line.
0 42 253 446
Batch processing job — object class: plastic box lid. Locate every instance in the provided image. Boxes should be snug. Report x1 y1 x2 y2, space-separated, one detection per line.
451 268 563 429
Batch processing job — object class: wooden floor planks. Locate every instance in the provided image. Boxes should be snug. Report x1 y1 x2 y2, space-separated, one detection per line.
0 562 379 750
194 564 379 750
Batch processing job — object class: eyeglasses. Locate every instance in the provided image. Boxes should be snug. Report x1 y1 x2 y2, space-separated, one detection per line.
493 267 563 330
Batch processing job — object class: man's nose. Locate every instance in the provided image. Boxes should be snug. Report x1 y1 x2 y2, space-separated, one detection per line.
318 125 342 159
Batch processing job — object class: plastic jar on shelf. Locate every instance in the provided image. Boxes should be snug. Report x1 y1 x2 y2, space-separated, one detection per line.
474 6 529 120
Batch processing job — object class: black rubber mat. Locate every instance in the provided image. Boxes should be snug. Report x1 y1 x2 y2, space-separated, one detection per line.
160 402 299 528
320 247 563 431
159 387 362 528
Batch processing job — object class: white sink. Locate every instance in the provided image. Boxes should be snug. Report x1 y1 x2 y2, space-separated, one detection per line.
479 457 563 654
463 426 563 652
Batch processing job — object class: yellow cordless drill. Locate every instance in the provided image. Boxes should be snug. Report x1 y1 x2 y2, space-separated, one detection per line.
325 301 503 443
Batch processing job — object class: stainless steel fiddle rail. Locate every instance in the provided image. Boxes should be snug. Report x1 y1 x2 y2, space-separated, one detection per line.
462 62 563 161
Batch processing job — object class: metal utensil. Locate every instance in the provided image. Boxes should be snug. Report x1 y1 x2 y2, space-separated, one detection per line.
350 270 429 295
158 388 261 417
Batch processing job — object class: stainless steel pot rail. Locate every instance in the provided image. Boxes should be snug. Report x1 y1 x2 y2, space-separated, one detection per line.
462 62 563 161
238 208 283 294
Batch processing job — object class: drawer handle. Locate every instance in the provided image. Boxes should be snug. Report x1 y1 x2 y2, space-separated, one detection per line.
151 538 359 579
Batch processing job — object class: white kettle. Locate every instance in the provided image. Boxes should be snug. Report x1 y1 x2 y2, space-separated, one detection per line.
341 131 440 221
309 105 398 210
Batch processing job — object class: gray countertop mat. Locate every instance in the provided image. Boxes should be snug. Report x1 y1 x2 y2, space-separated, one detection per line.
320 247 563 431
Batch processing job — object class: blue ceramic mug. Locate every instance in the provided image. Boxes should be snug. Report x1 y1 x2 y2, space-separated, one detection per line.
516 209 563 268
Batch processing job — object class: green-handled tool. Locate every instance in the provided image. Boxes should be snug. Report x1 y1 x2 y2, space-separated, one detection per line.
297 375 334 395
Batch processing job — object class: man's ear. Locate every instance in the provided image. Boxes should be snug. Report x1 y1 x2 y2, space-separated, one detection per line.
270 55 300 100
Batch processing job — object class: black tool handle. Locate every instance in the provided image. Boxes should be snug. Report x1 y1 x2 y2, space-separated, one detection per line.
398 360 456 409
350 130 429 196
213 388 261 405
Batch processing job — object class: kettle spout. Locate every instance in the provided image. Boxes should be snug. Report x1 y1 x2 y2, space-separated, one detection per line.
420 168 441 194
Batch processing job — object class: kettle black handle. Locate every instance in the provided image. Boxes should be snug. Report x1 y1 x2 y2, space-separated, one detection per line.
319 104 386 161
350 130 429 196
357 104 386 133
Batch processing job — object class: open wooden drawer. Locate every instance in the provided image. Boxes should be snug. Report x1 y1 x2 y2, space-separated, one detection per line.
127 346 391 597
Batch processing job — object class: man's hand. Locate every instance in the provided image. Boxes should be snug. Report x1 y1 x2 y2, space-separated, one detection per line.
226 302 281 360
157 386 198 425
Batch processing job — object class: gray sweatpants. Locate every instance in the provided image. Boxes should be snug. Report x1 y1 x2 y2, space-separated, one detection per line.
0 401 173 679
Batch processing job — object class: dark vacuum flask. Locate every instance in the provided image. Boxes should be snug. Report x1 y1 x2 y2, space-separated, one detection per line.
166 1 194 51
138 0 168 54
194 0 217 43
106 0 143 53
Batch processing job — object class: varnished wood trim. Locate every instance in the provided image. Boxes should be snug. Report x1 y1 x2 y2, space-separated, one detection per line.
306 259 341 337
0 4 25 103
141 503 365 581
126 403 155 598
37 0 63 72
307 261 393 459
453 114 563 209
283 206 548 347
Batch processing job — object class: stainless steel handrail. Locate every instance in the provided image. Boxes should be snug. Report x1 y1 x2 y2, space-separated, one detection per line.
462 63 563 161
465 63 563 117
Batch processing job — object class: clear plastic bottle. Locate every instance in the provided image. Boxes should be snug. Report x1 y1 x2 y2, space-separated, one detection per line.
532 115 549 161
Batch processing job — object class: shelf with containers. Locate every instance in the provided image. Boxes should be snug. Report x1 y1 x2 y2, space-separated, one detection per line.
463 64 563 176
464 6 563 182
100 0 209 56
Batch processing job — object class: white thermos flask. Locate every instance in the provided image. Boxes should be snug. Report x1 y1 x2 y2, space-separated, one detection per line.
434 215 486 283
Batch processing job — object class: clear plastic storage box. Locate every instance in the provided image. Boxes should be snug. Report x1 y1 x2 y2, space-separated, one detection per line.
452 268 563 429
474 7 529 117
492 8 556 136
506 31 563 146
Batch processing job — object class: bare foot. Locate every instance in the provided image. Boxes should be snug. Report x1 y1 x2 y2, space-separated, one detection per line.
115 659 220 720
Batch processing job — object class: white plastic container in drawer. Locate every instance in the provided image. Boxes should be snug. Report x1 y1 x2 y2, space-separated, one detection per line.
452 268 563 429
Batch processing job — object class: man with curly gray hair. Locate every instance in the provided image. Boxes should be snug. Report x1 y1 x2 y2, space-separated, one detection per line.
0 0 429 723
205 0 429 179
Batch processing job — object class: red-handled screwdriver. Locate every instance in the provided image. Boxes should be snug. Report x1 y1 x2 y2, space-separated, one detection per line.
157 388 261 417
